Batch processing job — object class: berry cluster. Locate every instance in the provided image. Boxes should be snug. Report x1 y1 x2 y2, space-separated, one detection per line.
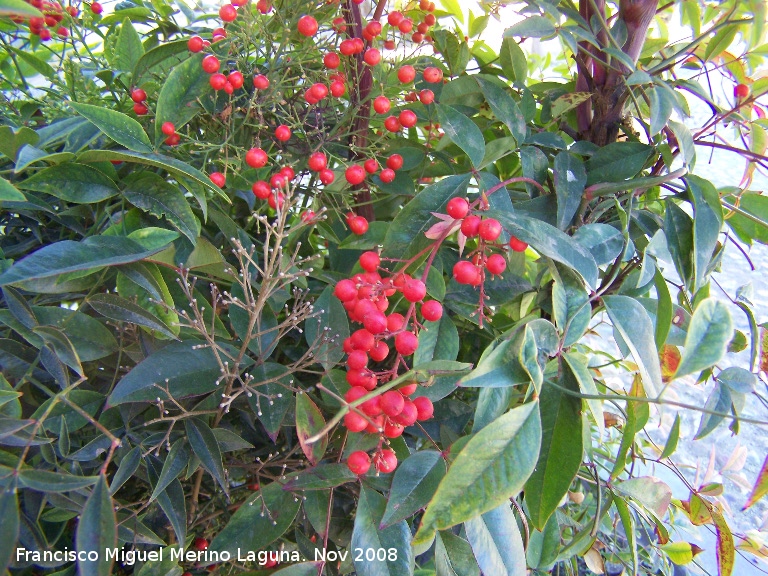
333 251 437 474
130 87 149 116
12 0 74 41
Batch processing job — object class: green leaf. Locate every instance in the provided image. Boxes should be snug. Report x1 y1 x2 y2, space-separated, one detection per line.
185 417 228 495
122 172 200 243
436 104 486 168
18 469 100 492
551 265 590 347
0 176 25 202
553 152 586 230
704 24 739 60
436 531 479 576
76 476 117 576
89 293 178 340
413 401 541 545
613 497 637 575
133 39 189 85
459 333 532 389
383 174 472 259
33 325 83 375
465 502 526 576
504 16 556 38
70 102 153 153
16 162 119 203
723 191 768 245
0 0 42 17
295 393 327 466
675 299 733 378
0 486 19 573
490 210 599 288
660 413 680 459
381 451 447 528
283 463 358 491
649 84 675 136
661 542 697 565
551 92 591 119
499 37 527 83
744 455 768 510
108 341 252 405
150 439 190 502
8 46 54 79
602 295 662 397
688 176 722 291
474 76 526 144
114 18 144 71
717 366 756 394
414 316 459 365
664 202 694 288
155 52 212 140
352 487 414 576
524 372 583 530
145 456 186 546
77 149 227 200
249 363 292 441
563 353 604 436
209 482 300 554
694 382 731 439
585 142 653 186
0 235 170 287
305 285 349 371
614 476 672 521
110 446 141 494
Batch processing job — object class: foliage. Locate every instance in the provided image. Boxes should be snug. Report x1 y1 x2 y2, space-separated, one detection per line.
0 0 767 575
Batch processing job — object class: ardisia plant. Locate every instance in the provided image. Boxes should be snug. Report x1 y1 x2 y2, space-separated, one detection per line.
0 0 768 575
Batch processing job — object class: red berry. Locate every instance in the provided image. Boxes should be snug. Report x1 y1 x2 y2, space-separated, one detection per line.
413 396 434 420
363 48 381 66
275 125 291 141
399 110 417 128
164 133 180 146
399 382 417 396
360 395 382 416
308 151 327 171
383 420 404 438
253 74 269 89
219 3 237 21
309 83 328 100
252 180 270 199
319 169 335 184
339 39 356 56
280 165 295 181
323 52 340 69
398 18 413 33
388 11 404 26
364 158 379 174
379 168 396 183
130 88 147 103
349 216 369 235
133 102 148 115
509 236 528 252
330 80 346 97
297 14 318 36
386 154 403 171
227 70 244 89
193 537 209 551
369 340 389 362
453 260 480 285
384 116 401 132
350 329 375 351
344 411 368 432
392 399 418 426
374 448 398 473
359 251 380 272
419 89 435 105
402 278 426 302
345 164 366 185
209 73 227 90
380 390 405 417
202 55 220 74
334 279 358 301
734 83 750 98
446 197 469 219
395 331 418 356
387 313 405 332
373 95 391 114
460 214 481 237
347 451 371 475
478 218 502 241
397 65 416 83
187 35 204 52
90 2 102 13
486 253 507 275
384 39 396 50
268 191 285 210
347 350 368 370
423 66 443 83
209 172 226 187
363 310 388 335
245 147 268 168
421 300 443 322
161 121 175 136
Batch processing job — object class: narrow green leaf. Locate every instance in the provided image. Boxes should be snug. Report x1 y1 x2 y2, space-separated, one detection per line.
572 223 624 266
436 531 479 576
305 285 348 371
0 176 25 201
9 48 55 79
654 269 673 349
585 142 653 186
155 52 212 140
185 417 227 495
18 469 99 492
613 496 637 576
504 16 556 38
352 487 414 576
436 104 486 168
649 84 674 136
694 382 731 439
249 363 292 441
525 373 583 530
381 451 447 528
744 455 768 510
712 510 735 576
414 315 459 366
0 485 19 573
675 299 733 378
614 476 672 521
209 482 300 553
89 293 178 340
688 176 722 291
465 502 526 576
114 18 144 71
551 265 590 347
33 325 83 376
296 393 327 466
0 0 42 17
602 295 662 397
563 353 604 436
499 37 527 83
475 76 526 144
145 456 186 546
660 414 680 459
553 152 586 230
16 162 118 204
133 39 189 85
414 401 541 545
150 439 191 502
77 475 117 576
110 446 141 494
70 102 153 153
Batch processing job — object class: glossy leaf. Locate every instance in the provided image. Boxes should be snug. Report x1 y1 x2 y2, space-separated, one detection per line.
553 152 586 230
436 531 479 576
695 382 731 439
499 37 527 83
282 463 358 491
475 76 526 144
89 293 178 340
295 393 327 466
145 456 186 546
76 475 117 576
585 142 653 185
17 162 120 203
661 542 697 565
572 223 624 266
0 236 170 287
649 84 675 135
352 487 414 576
660 414 680 459
209 482 300 553
185 417 227 495
688 176 722 291
154 52 212 139
413 401 541 545
0 0 42 17
114 18 144 71
70 102 153 153
465 502 526 576
675 299 733 378
110 446 141 495
602 295 662 397
563 353 604 436
133 39 189 84
525 372 583 530
0 176 25 201
381 450 446 528
18 469 100 492
414 315 459 365
150 439 190 502
504 16 556 38
305 285 348 371
614 476 672 520
436 104 485 168
0 485 18 573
